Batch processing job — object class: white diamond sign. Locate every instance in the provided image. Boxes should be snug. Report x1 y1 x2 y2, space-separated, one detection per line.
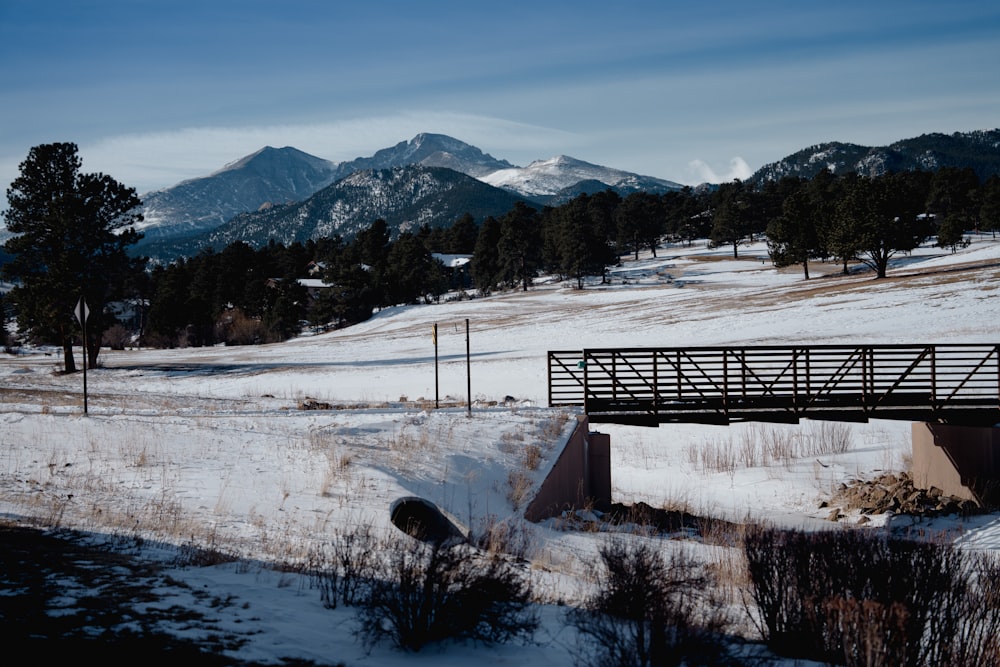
74 297 90 326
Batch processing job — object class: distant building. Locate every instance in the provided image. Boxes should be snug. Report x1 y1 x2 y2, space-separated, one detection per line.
432 253 472 269
432 253 473 290
266 277 334 300
306 261 327 277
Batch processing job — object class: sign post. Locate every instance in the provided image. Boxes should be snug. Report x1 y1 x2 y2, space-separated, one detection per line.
74 297 90 415
432 323 439 409
465 318 471 417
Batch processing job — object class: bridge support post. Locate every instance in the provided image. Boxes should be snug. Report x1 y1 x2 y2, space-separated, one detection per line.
524 415 612 522
911 422 1000 507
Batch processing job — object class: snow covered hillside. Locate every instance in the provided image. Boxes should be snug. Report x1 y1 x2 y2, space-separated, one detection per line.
481 154 682 198
2 236 999 665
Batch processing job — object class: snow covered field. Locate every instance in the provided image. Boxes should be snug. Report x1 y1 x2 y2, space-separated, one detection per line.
2 236 1000 664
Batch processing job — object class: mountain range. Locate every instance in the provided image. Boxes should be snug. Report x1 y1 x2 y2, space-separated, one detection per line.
122 128 1000 261
748 129 1000 186
202 165 527 250
139 146 340 241
134 132 685 260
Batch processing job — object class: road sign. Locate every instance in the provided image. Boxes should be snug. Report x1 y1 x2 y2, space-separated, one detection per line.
74 297 89 326
74 296 90 415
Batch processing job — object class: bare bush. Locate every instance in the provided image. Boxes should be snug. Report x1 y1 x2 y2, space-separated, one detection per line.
506 470 533 510
539 411 571 440
523 443 543 471
742 523 1000 666
308 522 383 609
101 323 132 350
471 513 534 561
757 424 799 466
737 430 760 468
824 597 911 667
568 537 733 667
692 437 737 475
215 309 267 346
809 421 853 455
358 537 537 651
176 540 241 568
1 327 15 353
689 422 855 476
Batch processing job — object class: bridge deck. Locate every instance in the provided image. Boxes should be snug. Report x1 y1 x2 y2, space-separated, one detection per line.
548 344 1000 426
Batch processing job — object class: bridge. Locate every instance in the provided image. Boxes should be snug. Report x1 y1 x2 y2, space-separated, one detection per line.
532 344 1000 517
548 344 1000 427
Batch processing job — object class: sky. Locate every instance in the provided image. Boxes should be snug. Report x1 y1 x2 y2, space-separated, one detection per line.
1 0 999 197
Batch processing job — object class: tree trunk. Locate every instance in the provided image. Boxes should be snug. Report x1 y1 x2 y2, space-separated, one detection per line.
87 336 100 369
62 340 77 374
802 258 810 280
61 323 77 373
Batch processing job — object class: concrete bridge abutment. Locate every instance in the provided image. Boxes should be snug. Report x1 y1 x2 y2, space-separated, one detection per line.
912 422 1000 507
524 415 612 522
523 415 1000 521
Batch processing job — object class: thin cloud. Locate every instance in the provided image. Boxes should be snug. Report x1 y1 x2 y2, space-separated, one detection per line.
76 112 578 194
687 157 753 184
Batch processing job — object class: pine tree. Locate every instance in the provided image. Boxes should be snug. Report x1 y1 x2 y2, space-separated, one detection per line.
766 182 822 279
2 143 144 371
838 173 932 279
615 192 664 260
980 175 1000 238
709 180 751 258
471 215 502 295
497 202 542 291
546 195 617 288
447 212 479 254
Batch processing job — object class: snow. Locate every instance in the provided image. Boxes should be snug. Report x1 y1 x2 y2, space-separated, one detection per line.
2 235 1000 664
432 252 472 268
480 154 670 197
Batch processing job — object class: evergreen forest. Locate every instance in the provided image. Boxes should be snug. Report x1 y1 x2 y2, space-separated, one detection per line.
5 163 1000 353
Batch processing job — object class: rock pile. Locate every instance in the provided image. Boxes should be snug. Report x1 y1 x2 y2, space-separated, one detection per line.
822 471 980 523
297 397 332 410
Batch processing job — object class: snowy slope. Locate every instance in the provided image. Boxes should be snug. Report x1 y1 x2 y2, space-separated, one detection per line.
481 154 682 198
2 236 1000 665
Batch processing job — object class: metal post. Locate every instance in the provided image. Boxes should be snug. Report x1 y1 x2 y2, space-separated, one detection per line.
433 323 439 409
74 297 89 415
82 314 88 415
465 318 471 416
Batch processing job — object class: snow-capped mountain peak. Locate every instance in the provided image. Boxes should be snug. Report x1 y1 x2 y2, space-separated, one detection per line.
210 146 336 177
331 133 514 179
481 154 682 199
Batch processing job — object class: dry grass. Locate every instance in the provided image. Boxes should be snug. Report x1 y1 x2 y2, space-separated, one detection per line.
506 470 534 511
688 421 855 475
522 444 543 471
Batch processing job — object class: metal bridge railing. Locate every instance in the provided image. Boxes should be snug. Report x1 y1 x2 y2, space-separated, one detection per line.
548 344 1000 425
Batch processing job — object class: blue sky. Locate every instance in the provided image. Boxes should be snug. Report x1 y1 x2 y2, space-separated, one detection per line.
2 0 998 196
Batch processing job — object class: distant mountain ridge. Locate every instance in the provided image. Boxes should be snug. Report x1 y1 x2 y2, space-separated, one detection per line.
139 146 339 240
199 165 525 250
329 132 515 179
482 154 683 204
134 133 687 259
136 134 514 250
129 128 1000 262
749 129 1000 185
